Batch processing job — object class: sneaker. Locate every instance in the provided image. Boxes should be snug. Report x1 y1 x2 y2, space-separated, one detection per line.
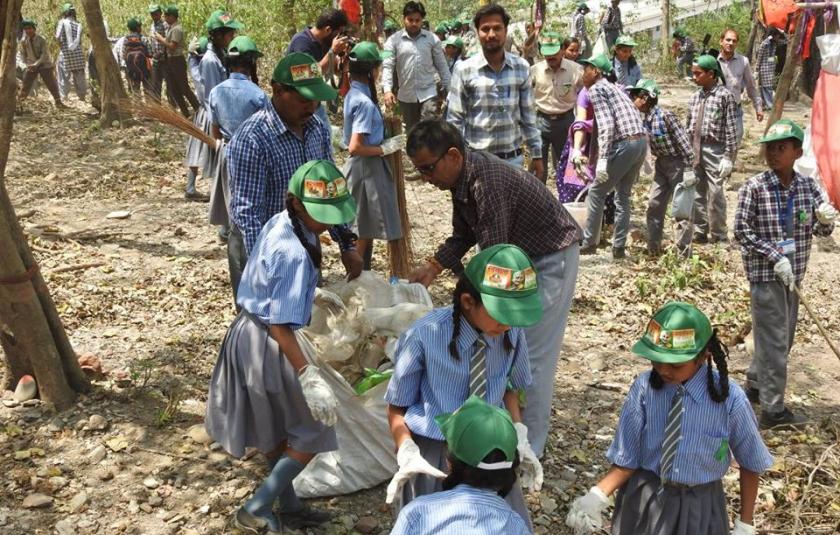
184 190 209 202
760 407 809 430
280 504 332 529
233 507 283 535
612 247 626 259
580 244 598 255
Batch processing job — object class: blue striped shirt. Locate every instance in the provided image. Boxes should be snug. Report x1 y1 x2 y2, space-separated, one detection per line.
198 43 226 103
342 81 385 147
607 366 773 486
208 72 268 141
391 484 530 535
236 210 318 328
385 307 532 441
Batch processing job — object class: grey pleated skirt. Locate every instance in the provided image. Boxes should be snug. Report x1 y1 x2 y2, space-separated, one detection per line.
204 311 338 458
611 469 728 535
185 105 211 169
208 139 229 226
344 155 402 241
393 433 533 532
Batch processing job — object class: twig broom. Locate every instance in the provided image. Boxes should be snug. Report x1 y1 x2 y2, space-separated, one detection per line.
123 99 216 147
384 115 414 279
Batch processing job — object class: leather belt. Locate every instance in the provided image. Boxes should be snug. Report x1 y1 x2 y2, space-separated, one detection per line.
493 148 523 160
537 110 574 121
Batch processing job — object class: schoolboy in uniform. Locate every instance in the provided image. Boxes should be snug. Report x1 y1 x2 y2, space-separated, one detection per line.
17 19 66 109
734 119 837 428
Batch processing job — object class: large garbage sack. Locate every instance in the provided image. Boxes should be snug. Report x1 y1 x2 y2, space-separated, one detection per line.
294 272 433 498
811 34 840 209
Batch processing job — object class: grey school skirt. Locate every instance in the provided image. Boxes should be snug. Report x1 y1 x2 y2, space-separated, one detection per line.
611 469 728 535
393 433 533 533
208 139 229 226
343 155 402 241
204 311 338 458
184 105 211 169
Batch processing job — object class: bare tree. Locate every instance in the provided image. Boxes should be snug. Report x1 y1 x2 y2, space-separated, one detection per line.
80 0 128 125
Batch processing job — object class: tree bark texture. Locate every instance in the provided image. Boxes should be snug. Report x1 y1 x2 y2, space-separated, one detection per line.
80 0 128 125
764 12 803 135
746 0 759 61
660 0 671 59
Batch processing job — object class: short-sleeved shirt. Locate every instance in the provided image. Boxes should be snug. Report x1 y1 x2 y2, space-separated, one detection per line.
391 484 530 535
342 80 384 147
199 43 227 102
606 367 773 486
236 211 318 327
286 28 326 61
164 22 185 57
385 307 532 442
208 72 268 140
531 58 583 115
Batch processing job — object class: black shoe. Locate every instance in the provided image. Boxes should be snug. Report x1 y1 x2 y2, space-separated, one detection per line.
745 386 760 404
280 505 332 529
760 408 809 430
580 244 597 255
184 190 209 202
612 247 626 259
693 234 709 244
234 507 283 535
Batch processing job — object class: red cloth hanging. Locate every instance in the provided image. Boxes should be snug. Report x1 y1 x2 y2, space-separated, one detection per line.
339 0 361 25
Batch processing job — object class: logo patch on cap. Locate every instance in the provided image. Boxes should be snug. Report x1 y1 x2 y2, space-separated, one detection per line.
483 264 536 292
218 13 232 23
304 178 347 199
290 63 321 81
645 319 696 349
769 123 792 136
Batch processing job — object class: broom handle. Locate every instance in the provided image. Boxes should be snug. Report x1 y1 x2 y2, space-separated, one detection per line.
794 284 840 362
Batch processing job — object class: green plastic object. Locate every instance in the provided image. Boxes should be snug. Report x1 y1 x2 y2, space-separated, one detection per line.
354 368 393 395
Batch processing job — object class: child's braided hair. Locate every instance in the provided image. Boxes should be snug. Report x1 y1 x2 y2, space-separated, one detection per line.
286 195 322 271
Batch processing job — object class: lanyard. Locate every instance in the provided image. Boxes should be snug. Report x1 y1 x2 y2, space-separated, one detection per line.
773 185 795 238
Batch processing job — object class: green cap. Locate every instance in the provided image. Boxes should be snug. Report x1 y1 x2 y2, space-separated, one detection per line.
631 302 713 363
672 27 687 38
164 5 179 16
435 23 447 33
443 36 463 49
628 78 660 98
148 3 162 13
288 160 357 225
464 244 542 327
384 19 398 31
693 54 725 84
272 52 338 101
348 41 392 62
539 31 564 57
451 20 463 30
61 3 74 14
758 119 804 144
614 35 637 48
127 17 142 31
577 1 589 9
228 35 262 57
205 10 242 32
20 19 36 29
579 53 613 74
435 396 517 470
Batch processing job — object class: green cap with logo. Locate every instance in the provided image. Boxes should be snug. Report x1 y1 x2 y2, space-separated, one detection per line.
227 35 262 57
289 161 356 225
127 17 142 31
164 5 179 16
61 3 74 14
577 2 590 10
205 10 242 32
21 19 36 29
349 41 392 63
464 244 542 327
632 302 713 363
384 19 398 31
148 3 162 13
539 31 564 57
614 35 637 48
694 54 725 84
435 23 447 33
579 53 613 74
451 19 463 30
758 119 804 144
434 396 517 470
628 78 660 98
443 36 464 49
272 52 338 101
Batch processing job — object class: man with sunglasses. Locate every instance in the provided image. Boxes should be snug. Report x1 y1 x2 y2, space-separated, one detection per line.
405 119 580 459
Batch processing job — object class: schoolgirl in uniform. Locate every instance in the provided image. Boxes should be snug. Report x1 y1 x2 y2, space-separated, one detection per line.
391 396 530 535
566 302 773 535
205 160 357 534
183 35 207 200
342 41 404 270
385 244 544 530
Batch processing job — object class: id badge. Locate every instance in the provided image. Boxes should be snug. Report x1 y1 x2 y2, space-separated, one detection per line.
777 239 795 255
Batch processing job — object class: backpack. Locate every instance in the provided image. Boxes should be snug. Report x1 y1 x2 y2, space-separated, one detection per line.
124 35 150 81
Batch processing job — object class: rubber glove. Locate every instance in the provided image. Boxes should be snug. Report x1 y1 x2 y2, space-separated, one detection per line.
565 486 609 534
381 134 406 156
642 154 654 175
298 366 338 427
385 438 447 504
773 257 795 291
595 158 609 184
731 519 756 535
681 169 698 188
571 148 586 166
718 156 733 179
514 422 543 492
816 202 838 225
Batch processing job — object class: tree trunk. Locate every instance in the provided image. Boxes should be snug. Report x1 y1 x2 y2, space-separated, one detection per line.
80 0 127 125
764 12 803 135
0 0 86 410
746 0 760 61
660 0 671 59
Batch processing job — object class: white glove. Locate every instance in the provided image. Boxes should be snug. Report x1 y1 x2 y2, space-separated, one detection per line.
773 257 795 291
595 158 609 184
385 438 447 504
718 157 733 179
381 134 406 156
816 202 838 225
732 518 756 535
514 422 543 492
642 155 654 175
681 169 698 188
298 366 338 427
565 486 609 535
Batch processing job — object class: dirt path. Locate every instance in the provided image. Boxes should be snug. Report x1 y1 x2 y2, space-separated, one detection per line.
1 82 838 535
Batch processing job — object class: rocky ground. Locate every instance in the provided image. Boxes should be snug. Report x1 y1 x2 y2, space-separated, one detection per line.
2 78 839 535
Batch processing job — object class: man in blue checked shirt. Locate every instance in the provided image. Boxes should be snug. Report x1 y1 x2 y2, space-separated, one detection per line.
446 4 543 179
226 52 363 279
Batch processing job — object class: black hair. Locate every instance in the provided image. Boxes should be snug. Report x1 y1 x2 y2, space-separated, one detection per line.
449 275 513 360
612 49 638 71
315 8 348 30
285 195 323 270
563 36 580 49
443 449 520 497
403 1 426 18
208 28 234 55
473 4 511 29
406 119 465 158
649 330 730 402
348 60 381 108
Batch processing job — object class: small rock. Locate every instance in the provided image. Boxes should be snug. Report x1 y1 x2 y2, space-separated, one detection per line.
48 476 69 490
147 494 163 507
233 487 249 500
140 503 153 514
587 355 606 372
95 468 114 481
22 493 53 508
54 518 75 535
69 491 88 513
143 477 160 489
88 445 107 464
74 419 87 431
22 399 40 407
539 495 558 515
209 442 222 451
354 516 379 534
534 514 552 527
13 375 38 402
87 414 108 431
187 424 213 446
198 504 210 514
47 417 65 432
1 399 19 408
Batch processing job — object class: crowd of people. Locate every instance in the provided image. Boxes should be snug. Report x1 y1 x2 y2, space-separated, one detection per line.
14 2 839 534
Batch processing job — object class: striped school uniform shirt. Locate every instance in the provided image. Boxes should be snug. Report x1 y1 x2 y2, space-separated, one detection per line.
390 484 530 535
385 307 532 441
607 366 773 486
235 210 318 328
198 43 227 103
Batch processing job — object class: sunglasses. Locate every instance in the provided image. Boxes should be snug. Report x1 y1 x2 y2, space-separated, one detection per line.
414 151 447 175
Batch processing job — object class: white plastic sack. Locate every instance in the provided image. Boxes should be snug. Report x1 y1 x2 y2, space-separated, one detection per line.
671 182 695 221
817 34 840 75
591 32 608 58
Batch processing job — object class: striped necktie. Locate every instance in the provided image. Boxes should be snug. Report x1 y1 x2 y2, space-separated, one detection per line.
469 338 488 399
659 385 686 487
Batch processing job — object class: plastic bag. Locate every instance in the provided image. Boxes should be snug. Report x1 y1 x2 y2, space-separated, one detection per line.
355 368 394 395
817 34 840 75
671 181 695 221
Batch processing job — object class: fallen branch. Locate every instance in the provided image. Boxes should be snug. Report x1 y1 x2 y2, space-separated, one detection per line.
51 262 106 274
795 285 840 362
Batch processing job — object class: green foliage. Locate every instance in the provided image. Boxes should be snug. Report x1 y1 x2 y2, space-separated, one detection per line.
635 249 717 300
